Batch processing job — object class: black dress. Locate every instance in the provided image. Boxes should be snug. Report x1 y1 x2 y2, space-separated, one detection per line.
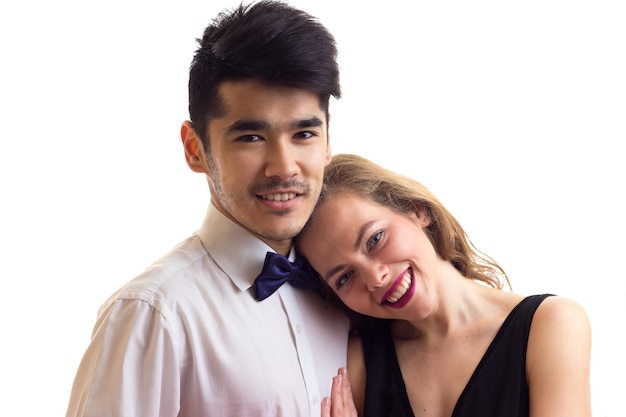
361 294 553 417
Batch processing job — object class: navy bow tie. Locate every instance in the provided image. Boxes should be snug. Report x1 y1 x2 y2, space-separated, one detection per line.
253 252 319 301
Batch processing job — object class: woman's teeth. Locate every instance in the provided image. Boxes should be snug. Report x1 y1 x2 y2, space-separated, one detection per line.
263 192 296 201
386 271 412 304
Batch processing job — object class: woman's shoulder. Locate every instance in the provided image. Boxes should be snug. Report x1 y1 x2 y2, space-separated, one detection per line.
526 295 593 415
533 294 590 328
527 294 591 370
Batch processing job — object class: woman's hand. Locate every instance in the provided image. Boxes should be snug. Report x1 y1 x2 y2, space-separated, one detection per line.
321 368 358 417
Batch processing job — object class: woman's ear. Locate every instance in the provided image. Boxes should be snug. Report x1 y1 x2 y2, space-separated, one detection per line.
180 121 207 174
410 208 431 228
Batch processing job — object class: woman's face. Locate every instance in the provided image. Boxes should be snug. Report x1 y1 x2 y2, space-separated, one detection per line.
298 194 438 319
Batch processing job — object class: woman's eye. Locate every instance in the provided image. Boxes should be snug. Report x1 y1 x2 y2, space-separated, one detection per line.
336 271 353 290
366 231 383 251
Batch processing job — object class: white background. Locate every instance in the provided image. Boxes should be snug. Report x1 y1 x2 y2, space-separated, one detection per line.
0 1 624 416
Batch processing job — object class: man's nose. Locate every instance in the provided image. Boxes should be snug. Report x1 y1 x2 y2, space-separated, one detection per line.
264 138 299 179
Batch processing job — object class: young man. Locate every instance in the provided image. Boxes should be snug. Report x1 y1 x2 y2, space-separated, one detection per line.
65 2 349 416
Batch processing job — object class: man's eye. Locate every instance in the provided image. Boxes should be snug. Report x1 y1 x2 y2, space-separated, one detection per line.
238 134 262 142
336 271 353 290
366 231 383 252
294 131 314 140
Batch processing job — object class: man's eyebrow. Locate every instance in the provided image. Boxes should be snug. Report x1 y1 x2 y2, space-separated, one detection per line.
224 117 323 134
293 116 323 129
225 119 270 134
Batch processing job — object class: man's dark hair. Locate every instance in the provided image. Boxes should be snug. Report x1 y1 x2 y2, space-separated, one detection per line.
188 0 341 150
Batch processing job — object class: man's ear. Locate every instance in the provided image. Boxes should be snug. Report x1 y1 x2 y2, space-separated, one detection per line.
180 121 207 174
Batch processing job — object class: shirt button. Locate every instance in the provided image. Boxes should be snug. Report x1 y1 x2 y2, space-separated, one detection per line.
312 395 319 405
295 323 302 334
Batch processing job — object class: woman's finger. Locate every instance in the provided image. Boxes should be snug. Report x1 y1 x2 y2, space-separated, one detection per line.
329 368 358 416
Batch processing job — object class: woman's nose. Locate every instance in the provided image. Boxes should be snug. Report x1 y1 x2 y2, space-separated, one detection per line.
364 263 388 292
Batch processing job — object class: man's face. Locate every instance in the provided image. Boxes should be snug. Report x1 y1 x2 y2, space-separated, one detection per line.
194 79 331 253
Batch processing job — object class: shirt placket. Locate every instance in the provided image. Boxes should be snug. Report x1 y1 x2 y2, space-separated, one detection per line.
278 287 321 417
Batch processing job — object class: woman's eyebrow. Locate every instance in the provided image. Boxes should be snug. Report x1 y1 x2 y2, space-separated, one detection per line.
323 220 377 281
355 221 376 250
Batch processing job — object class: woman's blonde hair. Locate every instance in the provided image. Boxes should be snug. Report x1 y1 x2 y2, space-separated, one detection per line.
305 153 510 289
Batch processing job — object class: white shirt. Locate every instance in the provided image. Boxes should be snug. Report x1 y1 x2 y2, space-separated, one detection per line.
65 204 349 417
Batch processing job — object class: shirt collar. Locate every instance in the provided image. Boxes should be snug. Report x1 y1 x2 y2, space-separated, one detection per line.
197 203 295 291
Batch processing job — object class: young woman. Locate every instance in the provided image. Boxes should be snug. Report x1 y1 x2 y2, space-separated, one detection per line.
296 154 592 417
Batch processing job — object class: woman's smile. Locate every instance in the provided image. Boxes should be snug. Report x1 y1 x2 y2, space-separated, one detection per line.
382 268 416 309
